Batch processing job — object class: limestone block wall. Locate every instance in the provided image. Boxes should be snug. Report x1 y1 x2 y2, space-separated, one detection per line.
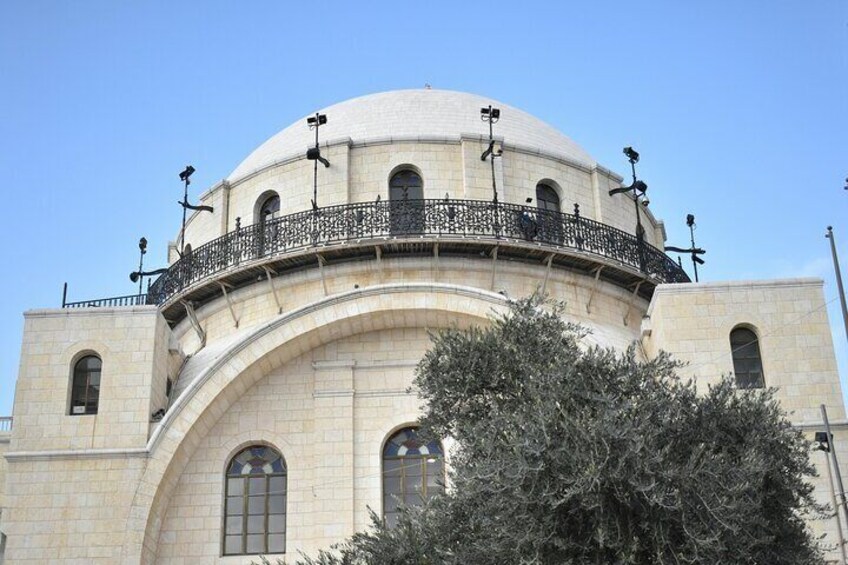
348 141 464 202
643 278 844 423
168 256 648 359
10 307 175 452
1 454 147 563
155 327 438 562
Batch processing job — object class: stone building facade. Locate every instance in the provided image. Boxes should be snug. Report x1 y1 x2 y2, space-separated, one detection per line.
0 89 844 563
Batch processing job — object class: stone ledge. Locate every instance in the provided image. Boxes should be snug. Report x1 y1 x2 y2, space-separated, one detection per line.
5 447 148 461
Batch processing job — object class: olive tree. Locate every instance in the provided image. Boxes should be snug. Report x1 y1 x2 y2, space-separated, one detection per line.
277 296 826 564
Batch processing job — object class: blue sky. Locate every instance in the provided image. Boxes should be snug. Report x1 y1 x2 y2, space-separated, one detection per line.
0 1 846 415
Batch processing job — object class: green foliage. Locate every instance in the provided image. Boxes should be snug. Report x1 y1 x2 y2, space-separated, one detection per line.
288 296 825 564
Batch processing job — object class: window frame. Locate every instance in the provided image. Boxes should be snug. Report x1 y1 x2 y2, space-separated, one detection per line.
69 354 102 416
381 426 444 528
535 182 561 213
730 325 765 389
222 444 287 556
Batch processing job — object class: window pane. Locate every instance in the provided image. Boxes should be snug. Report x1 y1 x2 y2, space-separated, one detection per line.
383 459 402 474
268 534 285 553
384 495 399 513
384 476 401 495
224 534 242 555
404 492 421 506
247 496 264 515
269 475 286 495
269 495 285 514
225 516 242 535
226 496 243 516
248 477 266 495
246 534 264 553
227 478 244 496
269 514 286 533
247 514 264 534
385 512 399 529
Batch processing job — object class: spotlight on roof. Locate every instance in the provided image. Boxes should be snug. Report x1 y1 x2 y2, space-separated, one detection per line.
138 237 148 253
179 165 195 184
481 106 500 120
686 214 696 227
307 114 327 127
623 146 639 164
306 147 330 168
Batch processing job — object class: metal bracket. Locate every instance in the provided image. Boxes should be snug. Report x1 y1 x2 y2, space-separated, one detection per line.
490 245 499 290
623 281 644 326
541 253 555 294
375 246 383 284
218 282 239 328
585 266 604 314
181 300 206 349
317 254 328 295
433 243 440 281
263 266 282 315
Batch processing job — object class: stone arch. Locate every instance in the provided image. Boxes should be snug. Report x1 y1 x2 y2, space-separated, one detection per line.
122 283 507 563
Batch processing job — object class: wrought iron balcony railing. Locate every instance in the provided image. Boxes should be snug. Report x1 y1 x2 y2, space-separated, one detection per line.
144 199 689 306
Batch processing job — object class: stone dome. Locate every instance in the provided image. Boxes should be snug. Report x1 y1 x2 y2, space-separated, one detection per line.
228 89 596 182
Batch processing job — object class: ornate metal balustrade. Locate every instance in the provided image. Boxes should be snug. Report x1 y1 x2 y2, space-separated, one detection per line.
144 199 689 306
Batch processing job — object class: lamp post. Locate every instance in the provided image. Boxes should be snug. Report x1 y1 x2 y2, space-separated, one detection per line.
136 237 147 295
826 226 848 343
306 113 330 211
819 404 848 563
480 105 502 204
665 214 706 282
177 165 214 257
609 147 649 271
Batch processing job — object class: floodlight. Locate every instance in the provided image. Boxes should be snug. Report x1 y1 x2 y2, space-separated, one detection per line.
623 146 639 163
179 165 195 183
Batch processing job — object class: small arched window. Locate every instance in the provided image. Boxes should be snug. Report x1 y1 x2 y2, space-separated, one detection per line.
536 183 560 213
389 169 424 235
256 193 280 225
382 427 444 527
389 169 423 201
70 355 101 415
224 445 287 555
730 327 765 389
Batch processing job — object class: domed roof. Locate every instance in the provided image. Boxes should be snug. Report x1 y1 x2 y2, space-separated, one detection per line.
228 89 596 182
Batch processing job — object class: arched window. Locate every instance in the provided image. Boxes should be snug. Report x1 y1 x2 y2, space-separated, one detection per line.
730 327 765 389
389 169 424 234
70 355 101 415
535 183 560 213
259 193 280 222
223 445 287 555
382 427 444 527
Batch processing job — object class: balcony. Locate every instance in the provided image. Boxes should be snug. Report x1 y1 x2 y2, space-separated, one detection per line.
66 199 690 323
